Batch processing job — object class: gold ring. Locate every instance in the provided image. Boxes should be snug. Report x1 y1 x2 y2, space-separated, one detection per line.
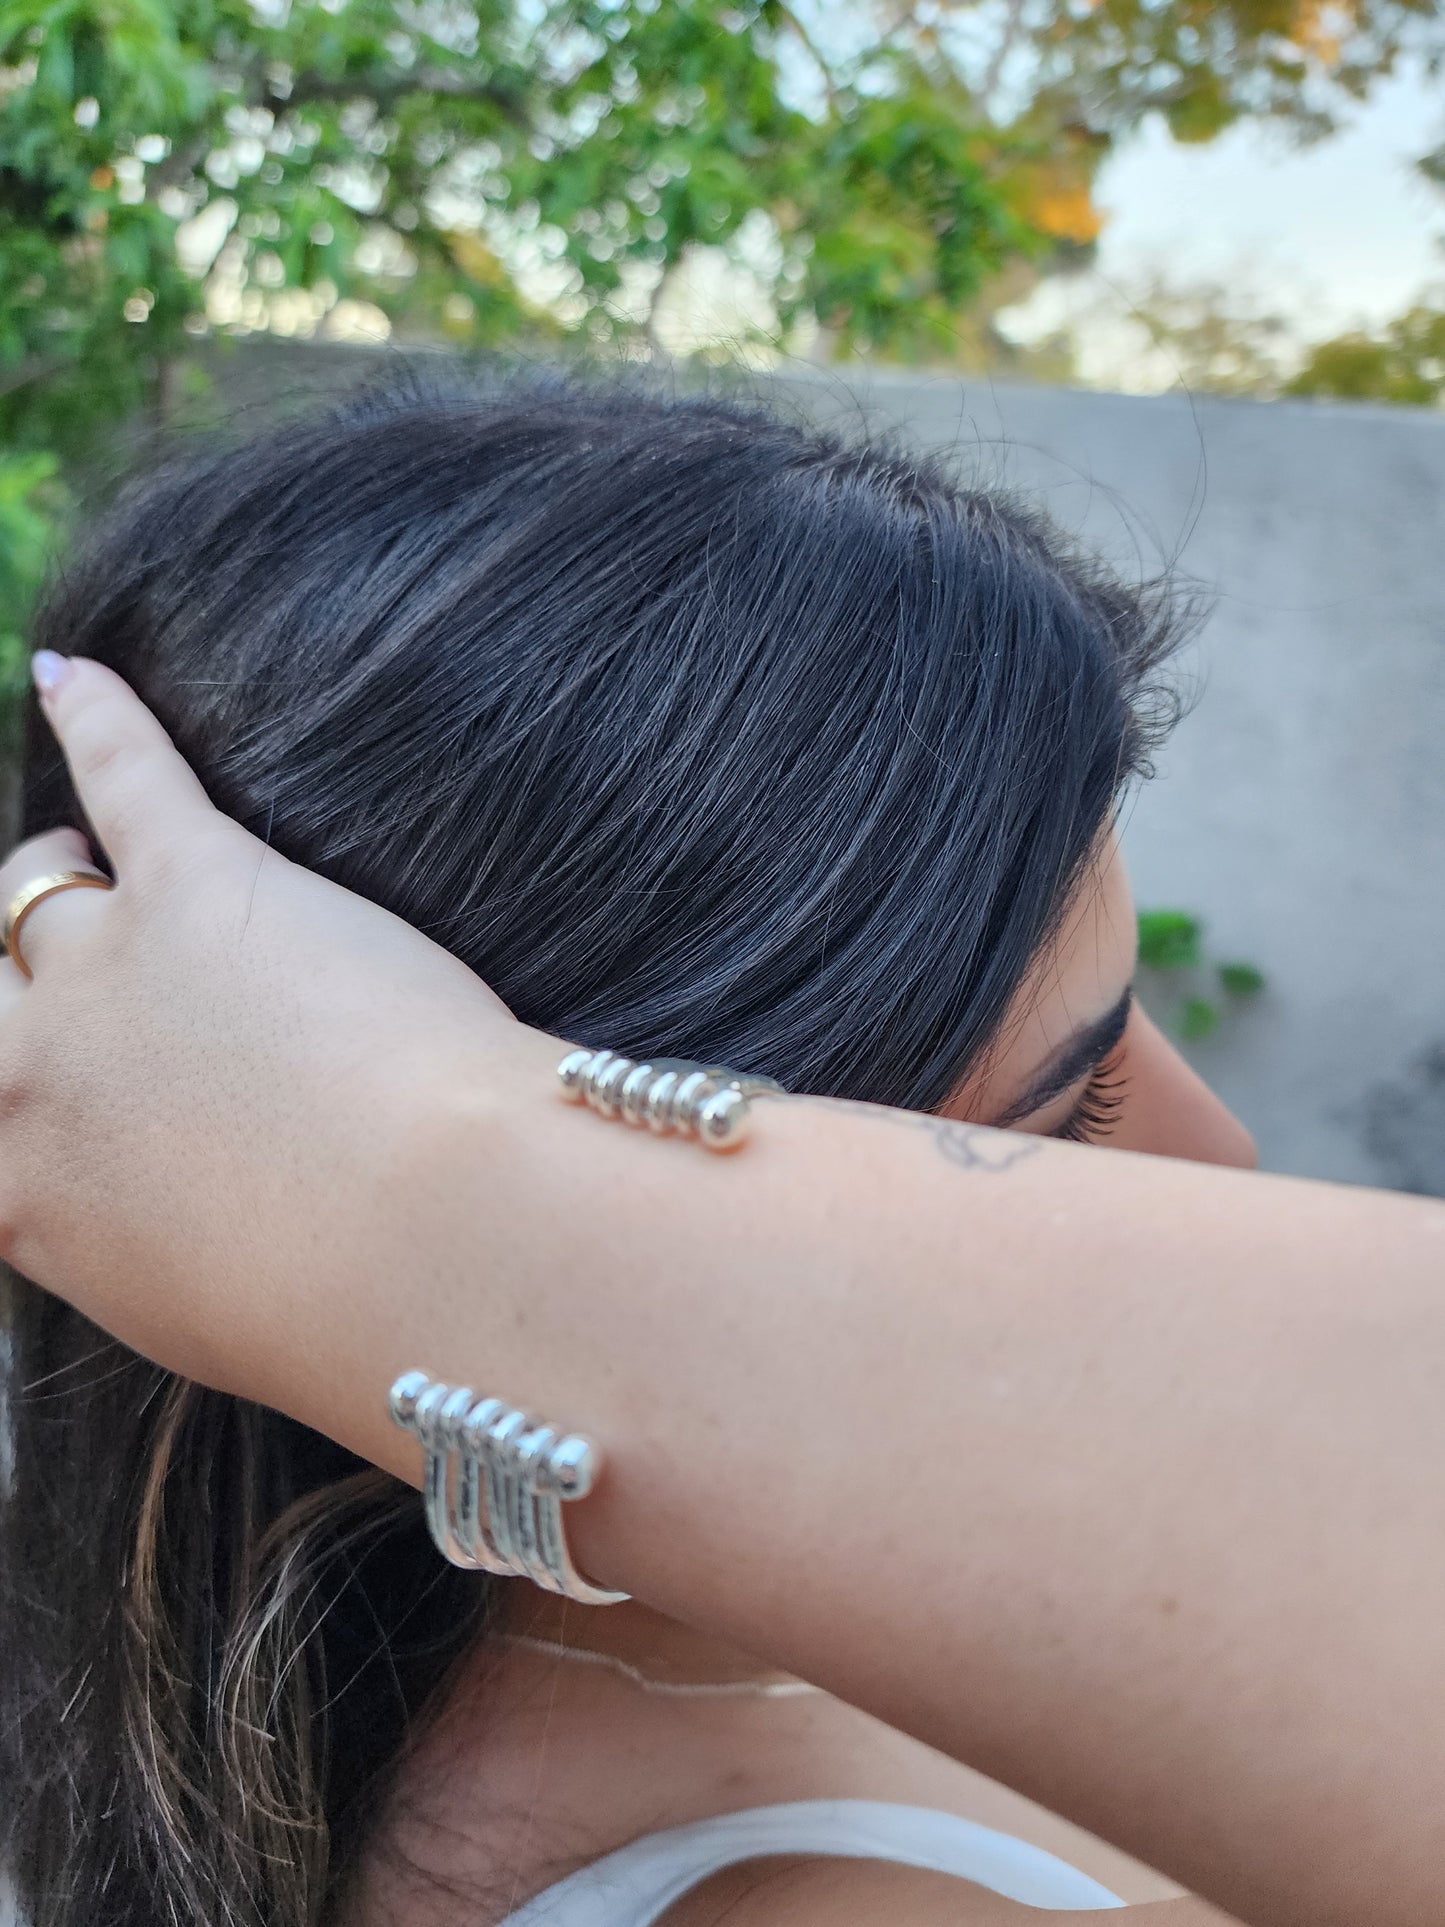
4 870 114 980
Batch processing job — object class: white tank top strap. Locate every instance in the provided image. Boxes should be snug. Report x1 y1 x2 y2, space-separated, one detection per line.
494 1797 1126 1925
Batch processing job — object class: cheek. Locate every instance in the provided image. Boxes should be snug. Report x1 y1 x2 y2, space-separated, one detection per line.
1109 1009 1257 1169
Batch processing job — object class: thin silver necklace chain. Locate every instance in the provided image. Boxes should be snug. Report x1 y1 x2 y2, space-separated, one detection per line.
497 1631 823 1700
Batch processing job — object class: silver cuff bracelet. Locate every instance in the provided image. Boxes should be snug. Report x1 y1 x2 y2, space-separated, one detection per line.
389 1369 628 1605
557 1046 782 1151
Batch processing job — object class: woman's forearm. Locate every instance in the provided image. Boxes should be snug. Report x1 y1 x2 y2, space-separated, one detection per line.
8 662 1442 1927
264 1023 1445 1927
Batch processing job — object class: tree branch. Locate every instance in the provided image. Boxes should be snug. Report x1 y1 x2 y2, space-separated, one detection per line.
980 0 1028 110
140 64 533 207
146 132 214 203
282 66 531 126
0 355 63 402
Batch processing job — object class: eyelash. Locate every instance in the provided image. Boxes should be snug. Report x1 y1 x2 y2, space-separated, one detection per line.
1050 1051 1129 1145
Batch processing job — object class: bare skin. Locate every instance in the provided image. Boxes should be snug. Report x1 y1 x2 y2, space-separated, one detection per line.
5 657 1445 1927
350 838 1255 1924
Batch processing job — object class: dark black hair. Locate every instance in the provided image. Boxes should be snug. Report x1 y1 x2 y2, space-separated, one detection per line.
2 365 1181 1927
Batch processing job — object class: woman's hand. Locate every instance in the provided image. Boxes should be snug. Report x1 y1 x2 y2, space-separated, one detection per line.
0 653 522 1393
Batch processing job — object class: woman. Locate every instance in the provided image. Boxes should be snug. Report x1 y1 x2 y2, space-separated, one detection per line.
4 372 1440 1927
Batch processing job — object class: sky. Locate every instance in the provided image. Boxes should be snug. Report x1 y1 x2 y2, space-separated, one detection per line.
1101 68 1442 330
1002 60 1445 388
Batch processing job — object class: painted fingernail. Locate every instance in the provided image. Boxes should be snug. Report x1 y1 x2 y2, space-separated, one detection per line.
31 650 71 696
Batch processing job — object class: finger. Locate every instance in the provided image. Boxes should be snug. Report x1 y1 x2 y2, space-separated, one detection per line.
0 951 25 1022
0 826 105 906
30 652 216 872
0 827 112 982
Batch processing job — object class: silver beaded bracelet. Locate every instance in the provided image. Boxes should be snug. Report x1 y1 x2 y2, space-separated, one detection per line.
389 1369 628 1604
557 1047 782 1150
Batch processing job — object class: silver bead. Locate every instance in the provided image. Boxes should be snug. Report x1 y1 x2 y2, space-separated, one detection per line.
670 1069 714 1133
598 1055 636 1116
557 1047 593 1100
585 1050 634 1117
579 1048 618 1108
698 1086 750 1149
536 1433 600 1500
619 1060 656 1125
389 1368 432 1429
411 1378 452 1448
460 1395 505 1454
643 1069 680 1132
436 1384 476 1446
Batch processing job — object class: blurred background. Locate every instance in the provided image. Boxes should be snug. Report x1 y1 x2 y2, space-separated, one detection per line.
2 0 1443 1191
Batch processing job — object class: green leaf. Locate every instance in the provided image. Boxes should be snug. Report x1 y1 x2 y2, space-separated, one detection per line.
1218 961 1266 997
1179 997 1220 1042
1137 908 1203 973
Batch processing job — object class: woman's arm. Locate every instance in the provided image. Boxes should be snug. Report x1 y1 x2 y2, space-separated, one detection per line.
354 1034 1445 1927
4 657 1443 1927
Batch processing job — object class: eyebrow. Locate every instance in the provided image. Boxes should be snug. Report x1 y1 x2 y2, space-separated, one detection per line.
988 985 1135 1129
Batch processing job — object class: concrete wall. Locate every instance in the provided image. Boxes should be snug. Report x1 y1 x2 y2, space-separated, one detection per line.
789 373 1445 1194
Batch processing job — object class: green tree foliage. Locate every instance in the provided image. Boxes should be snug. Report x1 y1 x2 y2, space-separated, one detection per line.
6 2 1438 437
0 444 55 691
0 0 1045 660
1123 274 1294 397
0 0 1040 462
1 0 1437 658
1286 304 1445 404
979 0 1438 147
